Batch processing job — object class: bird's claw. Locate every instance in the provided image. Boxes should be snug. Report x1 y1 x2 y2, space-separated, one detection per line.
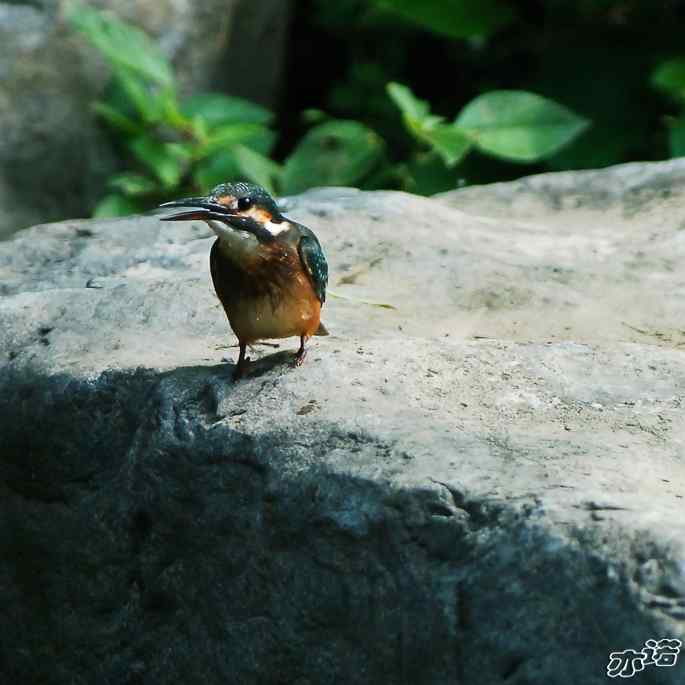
233 357 250 381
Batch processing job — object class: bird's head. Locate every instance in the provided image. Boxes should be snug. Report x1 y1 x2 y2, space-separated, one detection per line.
160 182 288 243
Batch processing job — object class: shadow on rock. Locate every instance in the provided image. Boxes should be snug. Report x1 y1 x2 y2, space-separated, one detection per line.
0 363 681 685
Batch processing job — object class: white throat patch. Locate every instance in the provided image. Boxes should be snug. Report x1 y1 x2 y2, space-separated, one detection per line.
208 218 292 262
208 219 258 262
265 219 291 236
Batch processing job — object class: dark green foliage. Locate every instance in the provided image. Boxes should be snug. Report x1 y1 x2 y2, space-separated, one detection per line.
374 0 514 40
282 120 386 194
292 0 685 185
67 0 685 216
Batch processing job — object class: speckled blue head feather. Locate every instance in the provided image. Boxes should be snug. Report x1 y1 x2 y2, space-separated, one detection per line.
209 182 281 216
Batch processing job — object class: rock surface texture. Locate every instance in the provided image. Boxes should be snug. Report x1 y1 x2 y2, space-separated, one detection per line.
1 161 684 684
0 0 290 239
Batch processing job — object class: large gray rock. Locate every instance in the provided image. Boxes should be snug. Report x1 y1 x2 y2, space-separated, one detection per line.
0 0 290 239
1 161 684 684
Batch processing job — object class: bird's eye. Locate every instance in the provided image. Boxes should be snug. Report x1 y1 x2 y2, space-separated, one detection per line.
237 197 253 211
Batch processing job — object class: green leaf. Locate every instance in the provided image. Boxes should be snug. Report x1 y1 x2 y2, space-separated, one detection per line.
418 124 471 166
402 153 463 195
243 128 278 157
158 89 190 128
92 101 140 134
356 154 400 191
281 120 384 194
193 145 281 194
93 194 141 218
669 115 685 157
456 91 590 162
181 93 273 126
388 83 471 166
111 70 163 122
201 123 273 157
301 109 329 125
387 82 430 122
652 58 685 100
193 153 241 192
189 116 211 144
104 71 180 127
231 145 282 194
128 136 186 189
66 2 175 87
108 172 159 197
375 0 514 40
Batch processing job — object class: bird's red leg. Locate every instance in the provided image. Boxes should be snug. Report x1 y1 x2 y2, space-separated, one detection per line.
294 335 308 367
234 341 248 380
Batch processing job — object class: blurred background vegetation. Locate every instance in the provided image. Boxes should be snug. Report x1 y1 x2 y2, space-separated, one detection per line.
22 1 685 219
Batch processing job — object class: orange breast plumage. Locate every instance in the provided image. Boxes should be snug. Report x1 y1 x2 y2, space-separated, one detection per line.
210 239 321 344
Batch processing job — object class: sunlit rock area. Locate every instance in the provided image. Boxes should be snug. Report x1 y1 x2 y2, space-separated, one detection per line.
1 160 684 684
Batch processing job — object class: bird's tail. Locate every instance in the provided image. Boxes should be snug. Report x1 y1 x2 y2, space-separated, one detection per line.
315 322 330 336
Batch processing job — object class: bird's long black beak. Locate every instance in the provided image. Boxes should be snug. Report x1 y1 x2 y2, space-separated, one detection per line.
158 197 232 223
158 196 275 242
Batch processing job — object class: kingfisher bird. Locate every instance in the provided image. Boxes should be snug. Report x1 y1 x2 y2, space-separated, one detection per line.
160 182 328 380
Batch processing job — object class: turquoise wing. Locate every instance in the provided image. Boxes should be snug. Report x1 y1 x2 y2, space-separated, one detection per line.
297 229 328 305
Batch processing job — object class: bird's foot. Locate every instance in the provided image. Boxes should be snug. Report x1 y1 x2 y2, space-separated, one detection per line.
294 335 309 367
232 360 249 381
233 343 250 381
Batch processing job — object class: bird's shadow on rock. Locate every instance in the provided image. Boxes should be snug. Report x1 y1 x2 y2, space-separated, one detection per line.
173 348 298 392
213 341 300 383
242 349 298 381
